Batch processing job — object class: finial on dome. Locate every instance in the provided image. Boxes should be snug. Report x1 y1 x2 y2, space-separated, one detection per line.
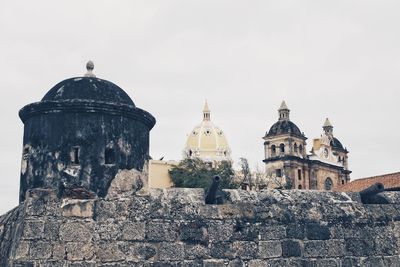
203 101 211 121
278 100 290 121
279 100 289 111
323 118 333 136
323 118 333 128
84 60 96 77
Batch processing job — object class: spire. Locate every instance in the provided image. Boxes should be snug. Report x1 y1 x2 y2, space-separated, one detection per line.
278 100 290 121
84 60 96 77
323 118 333 136
203 101 211 121
279 100 289 111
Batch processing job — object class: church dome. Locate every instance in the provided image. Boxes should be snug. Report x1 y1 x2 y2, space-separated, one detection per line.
266 120 303 137
265 101 305 139
331 137 345 150
184 102 231 161
42 77 135 106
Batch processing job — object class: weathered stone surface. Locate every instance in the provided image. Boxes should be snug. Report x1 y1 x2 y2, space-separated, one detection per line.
59 222 94 242
158 242 185 261
1 189 400 266
259 241 282 258
119 221 145 241
66 242 94 260
106 169 144 198
62 199 94 218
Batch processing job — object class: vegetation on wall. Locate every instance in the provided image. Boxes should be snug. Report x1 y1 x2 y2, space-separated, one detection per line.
169 158 238 190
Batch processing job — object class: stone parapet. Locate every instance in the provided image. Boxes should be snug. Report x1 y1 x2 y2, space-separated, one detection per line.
1 188 400 266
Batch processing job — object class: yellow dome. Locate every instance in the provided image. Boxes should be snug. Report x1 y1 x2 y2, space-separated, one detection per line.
184 102 231 161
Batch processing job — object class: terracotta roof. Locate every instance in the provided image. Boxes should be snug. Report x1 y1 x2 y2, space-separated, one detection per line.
335 172 400 192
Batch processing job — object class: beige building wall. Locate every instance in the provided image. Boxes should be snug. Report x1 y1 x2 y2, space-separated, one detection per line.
148 160 178 189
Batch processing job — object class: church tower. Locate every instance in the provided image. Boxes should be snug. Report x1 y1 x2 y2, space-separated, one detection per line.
263 102 351 190
263 101 308 189
309 118 351 189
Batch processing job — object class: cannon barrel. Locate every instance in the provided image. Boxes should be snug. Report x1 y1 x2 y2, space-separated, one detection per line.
205 175 221 204
359 183 388 204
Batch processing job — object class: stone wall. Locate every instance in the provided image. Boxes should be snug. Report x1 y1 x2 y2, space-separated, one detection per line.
1 188 400 266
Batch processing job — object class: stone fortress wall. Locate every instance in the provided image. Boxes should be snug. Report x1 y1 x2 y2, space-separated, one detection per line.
1 188 400 266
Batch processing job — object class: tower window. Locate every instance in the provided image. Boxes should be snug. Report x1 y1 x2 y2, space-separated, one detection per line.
298 169 302 180
189 149 193 157
105 147 115 165
325 177 333 190
271 145 276 156
342 180 345 185
279 143 285 153
276 169 282 177
72 147 80 164
298 185 302 189
299 145 303 155
294 143 298 153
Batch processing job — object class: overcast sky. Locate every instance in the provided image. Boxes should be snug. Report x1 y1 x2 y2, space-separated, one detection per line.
0 1 399 214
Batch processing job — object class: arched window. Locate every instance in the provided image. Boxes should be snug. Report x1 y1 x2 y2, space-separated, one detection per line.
271 145 276 156
72 147 80 164
341 180 345 185
299 145 303 155
325 177 333 190
298 169 302 180
189 150 193 157
298 185 302 189
294 143 298 153
105 147 115 164
279 143 285 153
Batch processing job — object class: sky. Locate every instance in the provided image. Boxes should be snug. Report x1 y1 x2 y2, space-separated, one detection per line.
0 0 399 214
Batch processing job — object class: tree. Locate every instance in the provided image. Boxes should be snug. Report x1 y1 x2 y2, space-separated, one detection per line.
238 158 252 190
169 158 238 190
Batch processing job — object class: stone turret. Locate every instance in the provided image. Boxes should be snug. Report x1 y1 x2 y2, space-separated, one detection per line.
18 62 156 202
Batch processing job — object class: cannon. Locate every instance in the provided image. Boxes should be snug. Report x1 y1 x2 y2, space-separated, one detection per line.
359 182 389 204
205 175 224 204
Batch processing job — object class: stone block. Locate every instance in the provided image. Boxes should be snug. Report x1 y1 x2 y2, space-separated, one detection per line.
62 199 94 218
120 221 145 241
228 259 245 267
281 240 302 258
208 221 234 242
382 256 400 267
180 221 208 244
259 241 282 258
96 222 120 240
360 257 385 267
52 243 65 260
22 220 44 240
247 260 267 267
59 221 94 242
185 244 210 260
232 241 258 259
305 223 331 240
258 225 286 240
126 243 157 261
304 240 345 258
14 241 29 260
286 224 305 239
309 259 340 267
29 241 52 260
43 220 60 241
95 242 125 262
66 242 94 260
146 220 177 241
210 242 235 259
345 238 375 256
203 259 226 267
158 242 185 261
94 200 117 221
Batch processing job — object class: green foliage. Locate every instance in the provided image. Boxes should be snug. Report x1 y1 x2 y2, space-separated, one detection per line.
169 158 238 190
